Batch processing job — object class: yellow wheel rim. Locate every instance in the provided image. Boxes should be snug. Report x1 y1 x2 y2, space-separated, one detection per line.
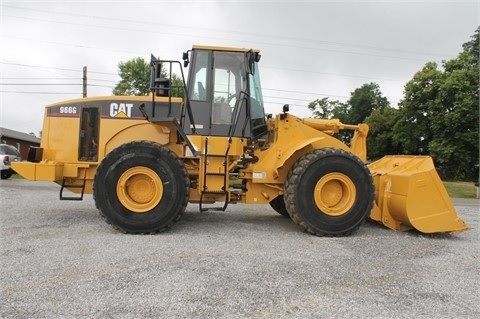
117 166 163 213
314 173 356 217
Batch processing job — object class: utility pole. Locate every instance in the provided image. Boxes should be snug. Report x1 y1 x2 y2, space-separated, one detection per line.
82 66 87 98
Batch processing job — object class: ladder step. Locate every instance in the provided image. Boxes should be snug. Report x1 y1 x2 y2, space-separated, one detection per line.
199 191 229 212
199 137 230 212
202 190 227 194
205 154 226 158
60 178 86 201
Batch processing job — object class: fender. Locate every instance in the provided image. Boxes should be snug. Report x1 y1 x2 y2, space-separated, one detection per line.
271 134 350 179
270 137 324 179
103 122 173 156
251 132 349 183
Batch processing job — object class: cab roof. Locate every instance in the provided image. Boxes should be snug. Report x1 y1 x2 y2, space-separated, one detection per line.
192 45 260 53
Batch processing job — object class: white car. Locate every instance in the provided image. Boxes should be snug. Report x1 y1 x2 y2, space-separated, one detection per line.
0 144 22 179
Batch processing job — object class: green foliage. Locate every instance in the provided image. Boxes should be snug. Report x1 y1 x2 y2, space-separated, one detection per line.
308 97 332 119
364 107 401 160
347 82 389 124
171 74 185 98
113 57 185 98
307 97 351 143
308 82 390 147
392 62 441 154
429 33 479 179
307 97 347 120
394 27 479 179
113 57 152 96
307 27 479 180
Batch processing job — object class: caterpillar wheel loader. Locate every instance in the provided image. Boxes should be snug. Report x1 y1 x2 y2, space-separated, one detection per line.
12 45 469 236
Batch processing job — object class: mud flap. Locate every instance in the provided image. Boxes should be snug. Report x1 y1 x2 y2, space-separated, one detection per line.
368 156 470 233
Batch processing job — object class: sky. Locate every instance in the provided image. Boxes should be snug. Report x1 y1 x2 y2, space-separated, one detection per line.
1 0 478 135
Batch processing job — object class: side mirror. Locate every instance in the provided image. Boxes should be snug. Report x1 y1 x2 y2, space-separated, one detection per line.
280 104 289 120
182 51 190 67
246 50 256 75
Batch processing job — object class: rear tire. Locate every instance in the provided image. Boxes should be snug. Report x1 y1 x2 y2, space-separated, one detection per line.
269 195 289 217
284 148 374 236
93 141 189 233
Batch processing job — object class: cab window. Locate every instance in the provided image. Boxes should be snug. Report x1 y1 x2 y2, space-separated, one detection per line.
189 50 209 101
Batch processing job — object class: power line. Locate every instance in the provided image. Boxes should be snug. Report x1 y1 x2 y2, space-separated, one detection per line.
261 65 405 83
264 87 349 99
89 78 117 83
0 83 113 89
0 41 396 105
0 62 117 76
4 34 140 56
3 4 453 59
0 90 80 94
3 14 439 63
263 95 313 103
1 2 459 112
2 9 439 93
0 61 82 73
1 77 117 83
1 77 78 80
0 83 82 86
264 101 310 109
87 84 114 89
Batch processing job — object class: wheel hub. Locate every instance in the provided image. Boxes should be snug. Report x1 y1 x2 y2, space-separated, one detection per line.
117 166 163 213
314 172 356 216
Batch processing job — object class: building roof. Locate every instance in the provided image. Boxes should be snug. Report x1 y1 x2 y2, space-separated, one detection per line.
0 127 41 144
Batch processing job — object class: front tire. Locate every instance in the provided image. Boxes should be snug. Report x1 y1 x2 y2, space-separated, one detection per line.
93 141 189 233
284 148 374 236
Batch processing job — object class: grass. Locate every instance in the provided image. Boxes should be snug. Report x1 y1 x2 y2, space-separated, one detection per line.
443 181 478 199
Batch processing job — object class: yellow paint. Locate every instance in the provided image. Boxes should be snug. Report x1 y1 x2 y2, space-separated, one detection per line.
116 166 163 213
13 79 469 234
313 172 356 217
368 156 470 233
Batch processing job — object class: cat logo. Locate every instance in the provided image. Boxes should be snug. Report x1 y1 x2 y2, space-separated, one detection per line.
110 103 133 118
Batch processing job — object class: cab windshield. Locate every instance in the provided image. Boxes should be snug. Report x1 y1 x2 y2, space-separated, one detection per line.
249 62 267 138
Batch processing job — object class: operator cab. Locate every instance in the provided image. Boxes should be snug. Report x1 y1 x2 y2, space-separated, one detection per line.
182 46 267 140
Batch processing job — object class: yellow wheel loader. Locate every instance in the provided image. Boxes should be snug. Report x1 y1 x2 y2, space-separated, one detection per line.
12 45 469 236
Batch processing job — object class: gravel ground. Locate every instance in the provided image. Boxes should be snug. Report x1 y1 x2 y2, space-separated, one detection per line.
1 179 479 319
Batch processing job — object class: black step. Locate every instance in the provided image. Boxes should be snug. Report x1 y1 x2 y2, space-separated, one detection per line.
204 172 227 176
199 191 229 212
60 178 86 201
202 190 227 194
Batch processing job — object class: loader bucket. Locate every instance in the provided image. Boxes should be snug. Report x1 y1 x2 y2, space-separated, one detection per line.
368 156 470 233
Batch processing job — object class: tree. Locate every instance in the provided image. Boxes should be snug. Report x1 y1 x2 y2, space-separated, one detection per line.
393 27 479 179
392 62 441 155
306 28 479 180
170 74 185 98
112 57 185 97
307 97 347 120
307 97 351 143
113 57 152 96
428 28 479 179
347 82 389 124
364 107 401 160
308 82 390 146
